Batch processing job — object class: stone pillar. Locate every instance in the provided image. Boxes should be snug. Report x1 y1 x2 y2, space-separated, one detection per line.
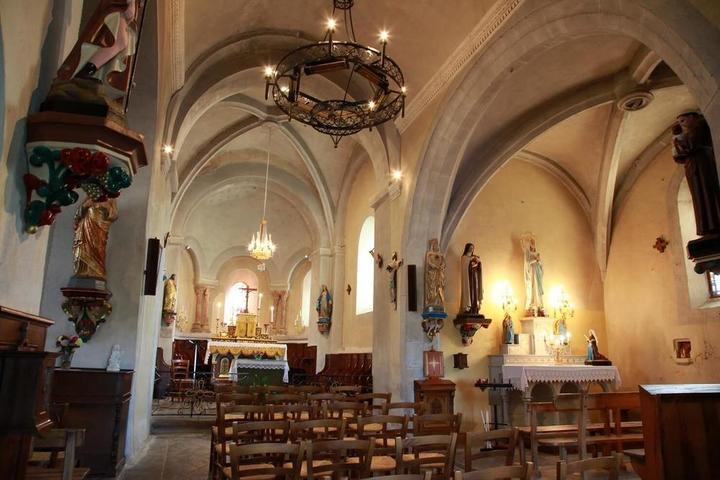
271 289 288 335
330 244 345 352
191 282 216 333
308 248 334 373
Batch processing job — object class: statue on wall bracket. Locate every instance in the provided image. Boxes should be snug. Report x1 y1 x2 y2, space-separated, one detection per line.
161 274 178 326
316 285 333 334
520 233 545 317
453 243 491 345
61 197 118 341
672 112 720 274
421 239 448 340
23 0 148 234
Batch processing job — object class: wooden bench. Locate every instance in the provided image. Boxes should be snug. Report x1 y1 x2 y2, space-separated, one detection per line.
522 391 643 469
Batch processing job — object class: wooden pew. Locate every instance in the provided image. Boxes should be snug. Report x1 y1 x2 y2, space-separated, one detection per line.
523 391 643 466
315 353 372 389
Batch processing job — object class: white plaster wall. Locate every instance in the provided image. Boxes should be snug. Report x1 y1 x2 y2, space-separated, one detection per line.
442 159 605 431
0 0 81 313
605 147 720 387
286 260 311 337
342 160 375 350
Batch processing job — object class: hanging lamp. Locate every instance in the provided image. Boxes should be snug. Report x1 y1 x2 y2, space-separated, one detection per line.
248 128 277 260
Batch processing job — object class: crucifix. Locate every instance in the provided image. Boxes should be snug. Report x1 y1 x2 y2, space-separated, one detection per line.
385 251 404 310
236 284 258 314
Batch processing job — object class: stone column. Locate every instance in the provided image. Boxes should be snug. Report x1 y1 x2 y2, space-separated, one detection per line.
330 244 345 352
191 282 216 333
271 289 288 335
308 248 334 373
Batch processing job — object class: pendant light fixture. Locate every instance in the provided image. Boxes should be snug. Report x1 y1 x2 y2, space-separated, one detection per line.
248 127 277 261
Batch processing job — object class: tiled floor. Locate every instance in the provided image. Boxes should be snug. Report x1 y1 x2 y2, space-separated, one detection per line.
119 416 640 479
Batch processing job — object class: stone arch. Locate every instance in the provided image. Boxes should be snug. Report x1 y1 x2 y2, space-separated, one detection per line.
405 0 720 266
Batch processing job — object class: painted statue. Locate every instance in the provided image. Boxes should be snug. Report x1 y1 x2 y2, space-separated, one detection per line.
460 243 482 315
672 112 720 236
584 329 610 364
424 239 446 312
57 0 143 104
316 285 333 322
162 274 177 325
386 252 404 310
502 313 514 344
72 197 118 280
520 233 545 316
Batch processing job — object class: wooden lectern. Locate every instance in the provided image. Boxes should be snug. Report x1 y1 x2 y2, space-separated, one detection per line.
414 348 455 415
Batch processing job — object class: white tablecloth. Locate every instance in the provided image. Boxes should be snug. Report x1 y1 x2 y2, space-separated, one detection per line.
231 358 289 383
204 340 287 362
502 364 621 391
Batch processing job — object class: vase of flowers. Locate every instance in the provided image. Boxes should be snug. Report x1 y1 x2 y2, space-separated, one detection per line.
56 335 83 369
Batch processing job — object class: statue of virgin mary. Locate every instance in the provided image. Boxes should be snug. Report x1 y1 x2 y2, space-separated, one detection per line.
520 233 545 316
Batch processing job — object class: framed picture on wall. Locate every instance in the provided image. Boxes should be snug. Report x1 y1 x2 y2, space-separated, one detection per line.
423 348 445 378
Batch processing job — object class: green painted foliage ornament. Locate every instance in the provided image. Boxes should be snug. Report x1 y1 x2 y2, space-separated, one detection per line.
24 146 132 233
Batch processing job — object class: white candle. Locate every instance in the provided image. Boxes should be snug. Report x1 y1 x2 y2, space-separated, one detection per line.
270 305 275 323
258 293 263 309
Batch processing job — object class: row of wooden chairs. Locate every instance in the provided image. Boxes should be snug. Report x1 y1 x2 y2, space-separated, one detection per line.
220 433 458 479
313 353 373 387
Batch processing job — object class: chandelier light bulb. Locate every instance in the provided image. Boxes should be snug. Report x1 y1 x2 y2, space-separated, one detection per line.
401 86 407 94
391 169 402 181
263 65 275 78
368 100 376 110
162 144 174 155
326 18 337 31
280 85 289 94
379 30 390 43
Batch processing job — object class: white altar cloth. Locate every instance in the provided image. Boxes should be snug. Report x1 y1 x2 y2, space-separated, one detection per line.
502 364 621 391
204 340 287 362
230 358 289 383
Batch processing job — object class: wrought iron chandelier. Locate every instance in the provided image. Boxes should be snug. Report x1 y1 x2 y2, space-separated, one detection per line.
264 0 406 147
248 128 277 261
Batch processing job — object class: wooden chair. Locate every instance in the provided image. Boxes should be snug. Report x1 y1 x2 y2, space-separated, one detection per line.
357 392 392 414
464 428 517 471
289 384 324 395
231 419 289 444
414 413 462 436
307 392 347 411
211 404 270 479
324 400 367 434
453 462 534 480
357 414 409 474
289 418 347 442
397 433 458 479
266 393 304 405
215 393 257 412
269 403 316 421
305 438 374 479
27 429 90 480
233 384 251 394
223 441 305 479
170 358 191 399
362 475 431 480
384 401 427 416
330 385 363 396
557 453 622 479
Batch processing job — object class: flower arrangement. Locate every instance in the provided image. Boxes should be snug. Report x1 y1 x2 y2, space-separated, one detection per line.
56 335 83 369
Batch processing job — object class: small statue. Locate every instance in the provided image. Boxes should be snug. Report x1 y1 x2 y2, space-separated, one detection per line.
161 274 177 326
672 112 720 236
316 285 333 334
386 252 404 310
72 197 119 280
316 285 333 321
520 233 545 317
584 329 611 365
106 344 121 372
460 243 483 315
502 313 514 345
424 239 446 312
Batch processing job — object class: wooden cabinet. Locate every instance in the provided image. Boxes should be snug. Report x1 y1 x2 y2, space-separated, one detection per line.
637 384 720 480
414 378 456 415
0 306 55 480
52 369 133 477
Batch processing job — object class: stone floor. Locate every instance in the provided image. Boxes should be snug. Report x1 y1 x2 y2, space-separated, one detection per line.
119 416 640 479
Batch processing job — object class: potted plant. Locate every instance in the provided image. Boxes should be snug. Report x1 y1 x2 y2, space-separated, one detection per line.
56 334 83 369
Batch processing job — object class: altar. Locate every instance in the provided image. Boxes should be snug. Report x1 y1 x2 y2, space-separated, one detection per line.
204 339 289 385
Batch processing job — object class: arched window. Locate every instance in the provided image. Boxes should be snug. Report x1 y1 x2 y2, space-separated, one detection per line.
225 282 250 322
356 215 375 314
301 271 311 327
677 179 720 306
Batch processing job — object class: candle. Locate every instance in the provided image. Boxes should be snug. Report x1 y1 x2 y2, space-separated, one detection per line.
258 292 263 309
270 305 275 323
